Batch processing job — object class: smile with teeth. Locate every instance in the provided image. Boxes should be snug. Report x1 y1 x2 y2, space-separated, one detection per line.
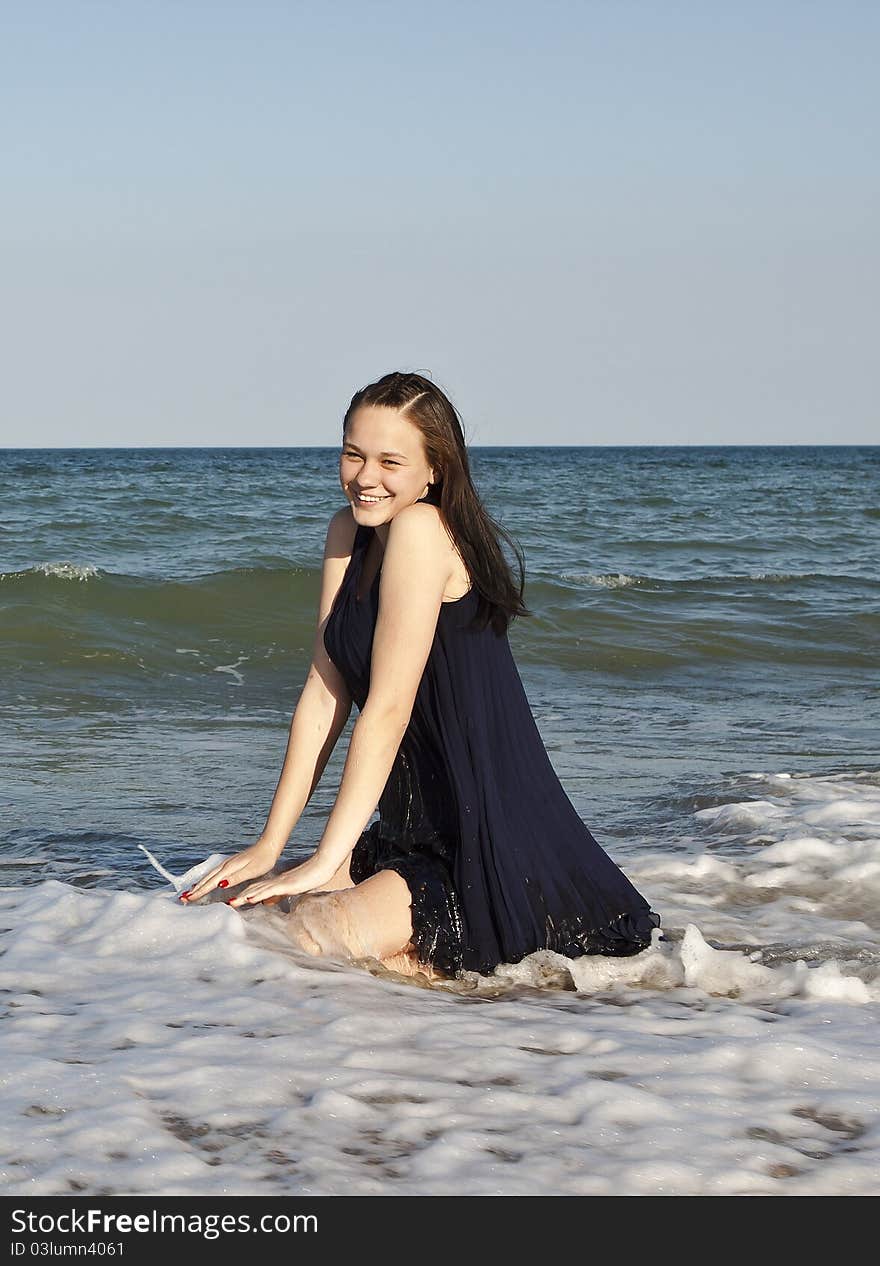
354 493 390 504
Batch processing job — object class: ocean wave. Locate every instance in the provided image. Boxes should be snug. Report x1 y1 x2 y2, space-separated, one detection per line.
561 571 640 589
635 769 880 957
559 570 871 589
2 563 878 682
0 859 877 1196
4 562 874 604
0 562 317 611
0 565 318 682
7 562 102 582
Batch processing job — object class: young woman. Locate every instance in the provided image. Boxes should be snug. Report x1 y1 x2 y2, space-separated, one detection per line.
181 372 660 978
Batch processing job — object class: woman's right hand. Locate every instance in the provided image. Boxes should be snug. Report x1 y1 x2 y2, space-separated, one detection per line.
179 838 282 904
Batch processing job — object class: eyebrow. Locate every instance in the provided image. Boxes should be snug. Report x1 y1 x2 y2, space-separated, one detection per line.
343 443 409 459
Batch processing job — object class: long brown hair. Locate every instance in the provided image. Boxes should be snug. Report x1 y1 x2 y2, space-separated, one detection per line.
342 371 530 635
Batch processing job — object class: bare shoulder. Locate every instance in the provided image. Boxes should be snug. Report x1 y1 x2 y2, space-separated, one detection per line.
314 507 357 625
324 505 358 558
386 502 453 556
385 503 468 599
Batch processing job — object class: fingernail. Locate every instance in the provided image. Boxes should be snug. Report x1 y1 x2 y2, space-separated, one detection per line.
225 899 235 905
218 880 229 889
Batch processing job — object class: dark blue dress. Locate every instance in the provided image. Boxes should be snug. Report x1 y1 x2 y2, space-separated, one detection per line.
323 522 660 976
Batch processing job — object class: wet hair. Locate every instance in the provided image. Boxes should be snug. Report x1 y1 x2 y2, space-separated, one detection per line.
342 370 530 634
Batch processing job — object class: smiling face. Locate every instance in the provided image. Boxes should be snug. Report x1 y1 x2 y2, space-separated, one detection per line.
340 405 436 528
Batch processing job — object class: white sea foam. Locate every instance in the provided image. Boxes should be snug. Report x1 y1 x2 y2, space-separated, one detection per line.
138 844 182 891
32 562 100 582
723 571 800 582
1 764 880 1200
559 570 819 589
2 768 879 1197
636 770 880 953
561 571 640 588
214 655 249 685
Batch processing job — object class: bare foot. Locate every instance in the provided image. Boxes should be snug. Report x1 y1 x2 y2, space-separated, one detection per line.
379 945 445 982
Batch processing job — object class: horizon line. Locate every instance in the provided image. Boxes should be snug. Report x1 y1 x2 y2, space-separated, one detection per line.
2 443 877 452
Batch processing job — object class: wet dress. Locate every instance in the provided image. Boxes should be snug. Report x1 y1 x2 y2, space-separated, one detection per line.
323 522 661 976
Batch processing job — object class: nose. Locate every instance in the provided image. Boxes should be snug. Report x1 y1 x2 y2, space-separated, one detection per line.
356 459 385 487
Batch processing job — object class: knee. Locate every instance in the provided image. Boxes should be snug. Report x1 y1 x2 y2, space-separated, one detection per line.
285 892 366 960
285 894 326 956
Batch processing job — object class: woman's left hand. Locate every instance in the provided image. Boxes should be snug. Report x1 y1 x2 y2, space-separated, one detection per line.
226 854 339 908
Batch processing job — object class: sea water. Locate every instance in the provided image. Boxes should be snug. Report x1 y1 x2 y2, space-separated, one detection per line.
1 445 878 1195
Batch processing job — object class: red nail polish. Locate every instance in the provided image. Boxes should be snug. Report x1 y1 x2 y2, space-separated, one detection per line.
218 880 229 889
225 899 235 905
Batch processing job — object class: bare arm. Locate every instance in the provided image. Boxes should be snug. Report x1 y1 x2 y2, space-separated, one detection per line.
259 517 358 855
183 509 356 900
227 503 454 905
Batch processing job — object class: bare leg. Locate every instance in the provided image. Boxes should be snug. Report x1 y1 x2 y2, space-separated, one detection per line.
283 869 443 978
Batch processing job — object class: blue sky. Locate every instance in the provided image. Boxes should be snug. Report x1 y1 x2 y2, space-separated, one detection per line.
2 1 877 445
